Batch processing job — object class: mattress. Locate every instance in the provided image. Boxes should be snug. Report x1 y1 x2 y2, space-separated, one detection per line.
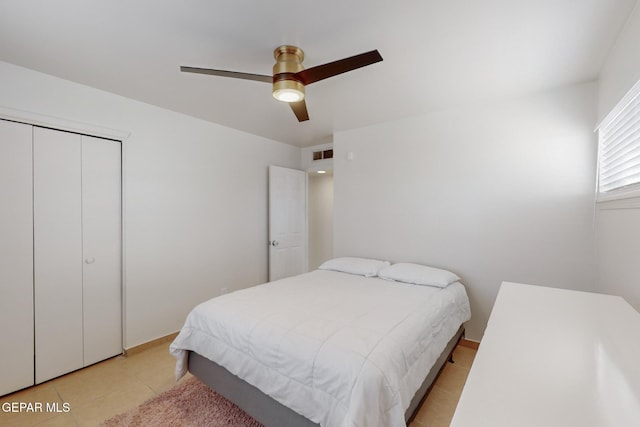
170 269 471 427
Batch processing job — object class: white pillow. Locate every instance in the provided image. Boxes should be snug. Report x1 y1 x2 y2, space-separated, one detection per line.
318 257 390 277
378 263 460 288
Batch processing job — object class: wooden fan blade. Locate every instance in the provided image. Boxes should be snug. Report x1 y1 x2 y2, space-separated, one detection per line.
289 100 309 122
295 50 383 86
180 66 272 83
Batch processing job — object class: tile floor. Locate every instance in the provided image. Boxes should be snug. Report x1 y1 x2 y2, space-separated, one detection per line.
410 344 477 427
0 341 476 427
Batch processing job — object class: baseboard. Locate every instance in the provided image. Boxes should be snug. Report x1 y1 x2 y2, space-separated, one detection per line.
459 338 480 350
123 332 179 357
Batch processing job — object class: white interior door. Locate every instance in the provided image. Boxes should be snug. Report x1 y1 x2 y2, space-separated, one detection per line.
34 127 84 383
82 135 122 366
0 120 35 395
269 166 307 281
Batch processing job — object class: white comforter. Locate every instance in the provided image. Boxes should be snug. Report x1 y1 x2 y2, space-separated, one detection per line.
170 270 471 427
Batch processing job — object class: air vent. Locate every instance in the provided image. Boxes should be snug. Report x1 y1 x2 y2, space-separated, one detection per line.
312 149 333 161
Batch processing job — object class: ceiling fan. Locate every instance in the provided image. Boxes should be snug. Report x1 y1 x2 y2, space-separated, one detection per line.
180 46 383 122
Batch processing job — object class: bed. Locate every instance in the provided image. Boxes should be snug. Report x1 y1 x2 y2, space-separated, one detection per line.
170 259 471 427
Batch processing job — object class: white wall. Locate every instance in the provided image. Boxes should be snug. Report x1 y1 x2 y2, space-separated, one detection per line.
598 3 640 122
333 83 598 341
595 3 640 312
0 61 301 348
308 172 334 270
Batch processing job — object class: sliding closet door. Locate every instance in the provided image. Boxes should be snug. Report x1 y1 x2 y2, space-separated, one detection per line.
0 120 34 395
82 135 122 366
33 128 84 383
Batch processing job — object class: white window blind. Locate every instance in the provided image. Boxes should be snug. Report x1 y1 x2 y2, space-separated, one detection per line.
598 80 640 196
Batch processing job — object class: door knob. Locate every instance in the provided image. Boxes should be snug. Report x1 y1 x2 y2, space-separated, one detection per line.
85 257 95 264
269 240 279 247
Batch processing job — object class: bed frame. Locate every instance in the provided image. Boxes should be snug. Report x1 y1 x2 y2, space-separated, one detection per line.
188 325 465 426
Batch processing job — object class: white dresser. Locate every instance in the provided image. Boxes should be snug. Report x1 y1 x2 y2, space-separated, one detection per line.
451 282 640 427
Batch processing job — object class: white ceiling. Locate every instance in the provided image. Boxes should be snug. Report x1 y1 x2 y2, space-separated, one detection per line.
0 0 637 147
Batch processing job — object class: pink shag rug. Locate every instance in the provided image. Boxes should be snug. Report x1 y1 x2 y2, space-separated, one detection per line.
100 377 264 427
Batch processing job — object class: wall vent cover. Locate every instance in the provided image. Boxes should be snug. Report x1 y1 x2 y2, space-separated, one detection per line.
313 149 333 161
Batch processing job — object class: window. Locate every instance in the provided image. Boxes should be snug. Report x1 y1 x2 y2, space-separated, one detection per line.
597 79 640 200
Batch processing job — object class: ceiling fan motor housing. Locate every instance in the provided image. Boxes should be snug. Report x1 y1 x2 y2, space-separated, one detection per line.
272 45 305 102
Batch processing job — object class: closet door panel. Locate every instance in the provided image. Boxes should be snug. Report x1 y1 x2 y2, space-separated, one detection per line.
33 128 84 383
82 135 122 365
0 120 34 395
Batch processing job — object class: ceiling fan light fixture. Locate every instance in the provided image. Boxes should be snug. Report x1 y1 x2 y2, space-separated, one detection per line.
181 44 382 122
272 45 305 103
272 79 305 103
